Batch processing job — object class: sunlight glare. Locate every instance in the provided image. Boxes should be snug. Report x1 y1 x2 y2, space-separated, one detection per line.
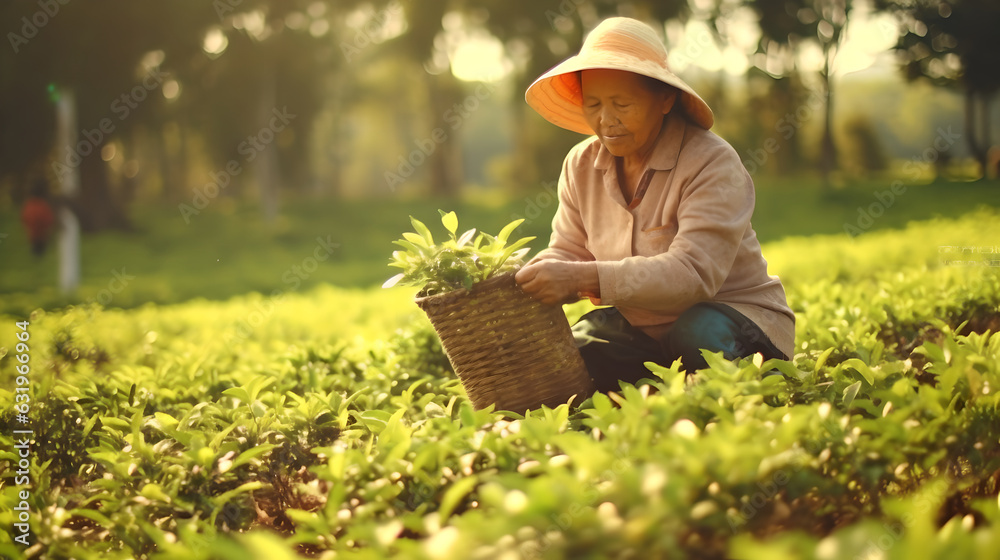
450 35 512 82
203 27 228 56
835 11 898 76
668 20 723 73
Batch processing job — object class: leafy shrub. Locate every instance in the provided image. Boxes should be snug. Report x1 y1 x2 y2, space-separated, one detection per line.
1 211 999 559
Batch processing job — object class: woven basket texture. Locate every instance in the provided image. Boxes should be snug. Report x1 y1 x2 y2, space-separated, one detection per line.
416 271 594 413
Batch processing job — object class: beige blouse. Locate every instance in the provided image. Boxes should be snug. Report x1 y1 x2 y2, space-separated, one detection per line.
531 111 796 359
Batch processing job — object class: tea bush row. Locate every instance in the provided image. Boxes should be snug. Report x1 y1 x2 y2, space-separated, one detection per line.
1 210 998 559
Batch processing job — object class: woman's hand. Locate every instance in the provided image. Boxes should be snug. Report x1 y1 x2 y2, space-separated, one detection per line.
515 260 600 305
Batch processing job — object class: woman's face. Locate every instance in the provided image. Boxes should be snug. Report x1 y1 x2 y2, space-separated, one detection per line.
580 69 676 160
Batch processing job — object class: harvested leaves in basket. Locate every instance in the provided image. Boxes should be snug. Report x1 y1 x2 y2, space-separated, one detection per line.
382 210 535 297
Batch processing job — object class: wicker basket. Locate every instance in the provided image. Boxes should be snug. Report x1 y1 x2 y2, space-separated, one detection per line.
416 271 594 413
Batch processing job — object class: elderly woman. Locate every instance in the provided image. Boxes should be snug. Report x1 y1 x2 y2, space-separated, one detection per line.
514 17 795 393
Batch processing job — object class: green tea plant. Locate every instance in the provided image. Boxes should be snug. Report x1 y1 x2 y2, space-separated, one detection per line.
1 210 999 560
382 210 534 296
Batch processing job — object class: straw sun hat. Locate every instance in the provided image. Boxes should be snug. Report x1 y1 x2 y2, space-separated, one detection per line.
525 17 714 134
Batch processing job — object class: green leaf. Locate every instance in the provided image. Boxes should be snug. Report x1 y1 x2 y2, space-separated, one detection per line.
153 411 179 431
231 443 278 470
459 402 477 427
438 475 479 520
843 381 862 410
814 347 834 373
359 409 393 432
222 386 251 403
140 483 173 503
497 236 536 268
402 232 429 248
246 375 276 403
210 422 238 450
457 228 477 247
382 273 405 289
392 239 424 255
81 414 101 438
842 358 875 385
212 481 264 508
497 218 524 243
441 210 458 235
410 216 434 246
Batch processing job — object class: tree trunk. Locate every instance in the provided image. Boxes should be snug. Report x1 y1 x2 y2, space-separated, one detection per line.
819 47 838 190
256 64 279 221
77 151 132 233
157 121 186 204
965 88 989 176
426 74 464 197
54 89 80 294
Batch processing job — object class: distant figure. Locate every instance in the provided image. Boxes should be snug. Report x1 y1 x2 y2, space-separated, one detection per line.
21 179 55 257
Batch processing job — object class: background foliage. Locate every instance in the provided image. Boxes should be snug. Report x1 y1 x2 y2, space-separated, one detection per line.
2 0 998 230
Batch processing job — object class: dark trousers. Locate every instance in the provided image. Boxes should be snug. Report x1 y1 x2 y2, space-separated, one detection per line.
572 303 786 393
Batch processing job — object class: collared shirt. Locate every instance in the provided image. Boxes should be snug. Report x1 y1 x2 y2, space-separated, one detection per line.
532 111 796 358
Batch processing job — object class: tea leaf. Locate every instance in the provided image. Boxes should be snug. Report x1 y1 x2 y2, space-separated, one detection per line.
410 216 435 246
403 232 430 248
212 481 265 508
382 273 405 289
384 211 534 295
497 218 525 244
231 443 279 470
140 483 173 503
457 228 477 247
441 210 459 235
843 381 862 409
438 475 479 520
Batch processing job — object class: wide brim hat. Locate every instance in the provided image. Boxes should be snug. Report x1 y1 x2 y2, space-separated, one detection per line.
525 17 714 134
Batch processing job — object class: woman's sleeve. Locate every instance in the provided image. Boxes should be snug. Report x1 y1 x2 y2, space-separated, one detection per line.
595 142 753 313
527 149 594 265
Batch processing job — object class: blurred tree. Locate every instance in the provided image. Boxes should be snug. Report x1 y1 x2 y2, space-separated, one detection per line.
395 1 465 197
187 0 360 219
0 1 369 227
840 113 889 176
747 0 853 188
467 1 693 191
874 0 1000 177
0 1 213 231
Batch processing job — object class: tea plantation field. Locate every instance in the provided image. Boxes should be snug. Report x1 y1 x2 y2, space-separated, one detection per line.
2 209 1000 559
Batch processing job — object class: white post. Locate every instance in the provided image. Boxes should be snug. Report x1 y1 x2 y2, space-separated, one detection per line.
54 88 80 294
